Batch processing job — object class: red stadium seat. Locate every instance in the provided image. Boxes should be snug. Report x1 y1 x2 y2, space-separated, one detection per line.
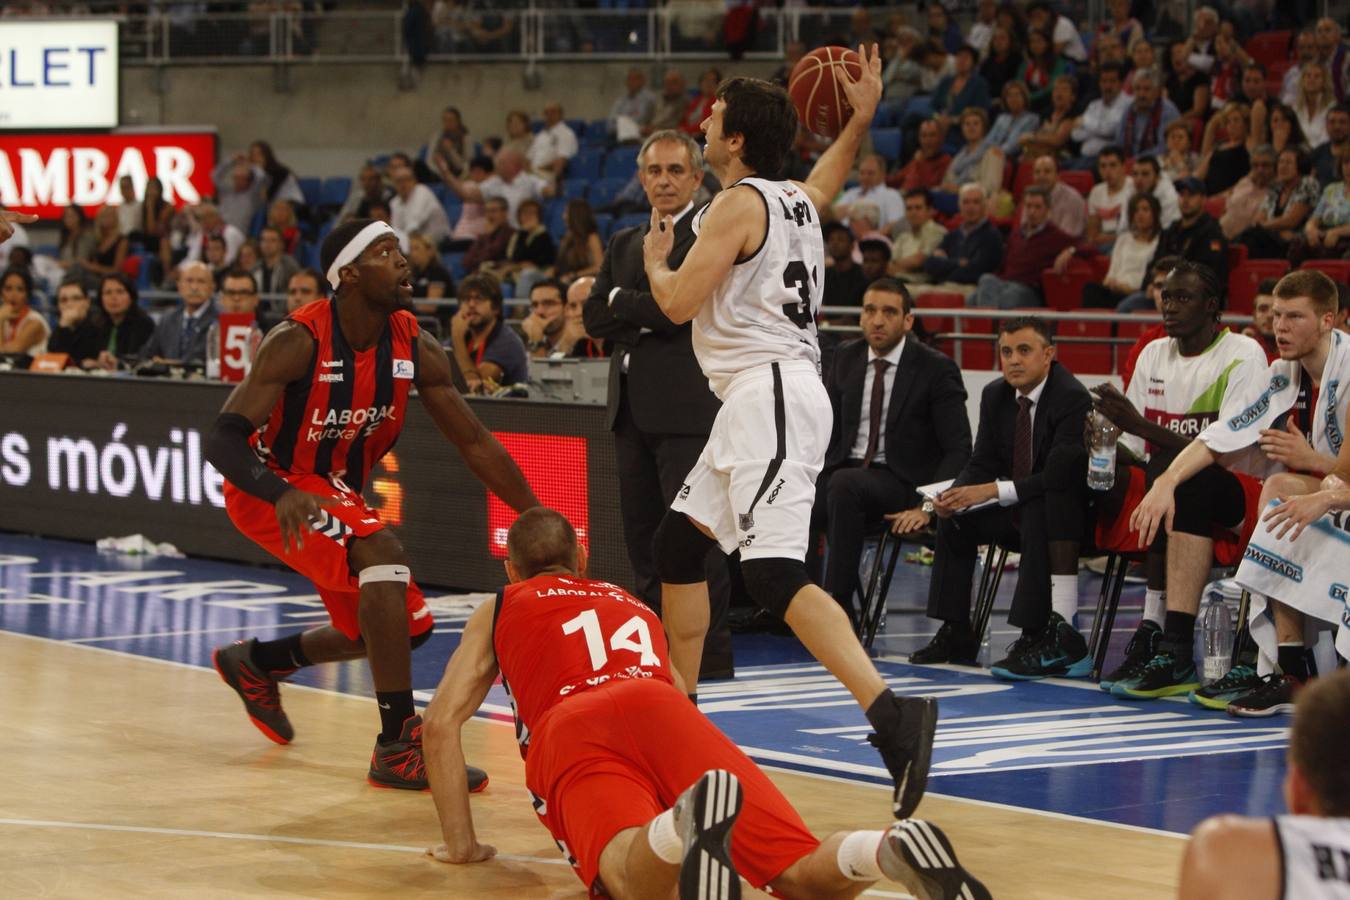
1301 260 1350 284
954 313 996 370
1266 59 1292 96
1055 312 1115 375
121 255 142 279
1245 31 1292 68
1060 170 1095 198
914 291 965 354
1041 260 1100 311
1229 260 1291 315
1227 243 1249 271
1012 160 1035 200
1205 195 1228 219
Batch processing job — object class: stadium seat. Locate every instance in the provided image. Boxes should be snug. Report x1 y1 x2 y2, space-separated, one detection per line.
587 177 627 210
1301 259 1350 283
931 190 959 217
953 313 995 370
1059 170 1094 198
570 148 605 181
903 95 932 120
566 118 587 138
1266 59 1292 97
1205 194 1228 219
562 178 589 201
1229 260 1291 314
613 212 648 233
546 198 568 235
1040 260 1099 311
122 255 142 280
298 177 321 209
248 205 267 237
443 252 466 283
318 177 352 211
1054 311 1115 374
1244 31 1291 67
603 147 639 180
1011 160 1036 199
595 212 614 240
1227 242 1249 271
913 291 964 350
870 128 902 164
584 119 610 147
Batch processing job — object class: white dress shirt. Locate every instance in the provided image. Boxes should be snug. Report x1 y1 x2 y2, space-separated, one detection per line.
480 172 550 228
849 337 906 464
528 121 580 172
391 183 452 243
995 373 1047 505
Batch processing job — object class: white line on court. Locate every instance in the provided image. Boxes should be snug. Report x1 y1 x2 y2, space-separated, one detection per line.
66 623 297 643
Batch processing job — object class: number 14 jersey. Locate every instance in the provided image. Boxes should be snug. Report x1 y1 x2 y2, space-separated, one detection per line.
492 573 674 759
690 177 824 400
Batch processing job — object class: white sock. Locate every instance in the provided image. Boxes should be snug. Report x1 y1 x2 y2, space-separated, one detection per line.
1143 589 1167 627
646 809 682 865
836 830 887 881
1051 574 1079 626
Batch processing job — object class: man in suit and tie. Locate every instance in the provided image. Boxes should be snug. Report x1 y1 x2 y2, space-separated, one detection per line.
139 260 218 367
582 129 735 679
914 316 1096 681
816 278 971 624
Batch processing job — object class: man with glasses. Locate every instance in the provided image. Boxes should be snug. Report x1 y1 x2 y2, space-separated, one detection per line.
520 278 568 357
285 268 326 315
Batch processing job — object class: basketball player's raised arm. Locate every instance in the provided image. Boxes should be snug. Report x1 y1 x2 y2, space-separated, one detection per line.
797 43 883 214
642 187 757 324
414 331 540 512
424 602 500 865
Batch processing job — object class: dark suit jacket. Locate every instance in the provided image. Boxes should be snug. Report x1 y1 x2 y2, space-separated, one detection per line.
825 337 972 489
139 303 218 366
956 361 1091 502
583 210 720 435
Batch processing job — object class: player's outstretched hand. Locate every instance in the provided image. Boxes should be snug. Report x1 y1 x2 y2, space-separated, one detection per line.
839 43 884 124
426 841 498 865
0 210 38 245
642 208 675 273
274 488 341 554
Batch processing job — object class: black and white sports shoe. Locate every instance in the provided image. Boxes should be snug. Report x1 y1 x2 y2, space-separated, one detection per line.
673 769 743 900
879 819 992 900
868 694 939 819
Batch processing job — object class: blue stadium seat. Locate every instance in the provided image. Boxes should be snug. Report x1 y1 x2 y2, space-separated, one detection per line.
586 177 628 210
248 205 267 237
431 183 454 206
299 241 320 270
443 252 466 283
562 178 589 201
931 190 959 217
319 177 351 210
595 213 613 240
546 198 568 235
566 118 587 138
584 119 610 147
871 128 902 163
570 148 605 181
902 96 932 119
613 212 648 233
531 120 545 133
602 147 639 180
444 195 462 224
298 177 321 208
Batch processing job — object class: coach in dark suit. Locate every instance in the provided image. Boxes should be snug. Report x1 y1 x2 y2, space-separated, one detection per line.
138 260 218 367
915 316 1094 675
582 129 734 679
816 278 970 622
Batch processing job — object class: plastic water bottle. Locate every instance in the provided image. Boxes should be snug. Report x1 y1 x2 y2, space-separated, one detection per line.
1199 592 1235 684
205 321 220 379
1086 410 1121 491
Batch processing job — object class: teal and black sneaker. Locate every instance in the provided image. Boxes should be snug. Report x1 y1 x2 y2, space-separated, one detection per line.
1110 646 1201 699
1188 663 1261 710
1099 620 1163 692
990 612 1092 680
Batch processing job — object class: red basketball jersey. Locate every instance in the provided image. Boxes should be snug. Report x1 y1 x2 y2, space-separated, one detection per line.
492 573 674 759
253 298 419 493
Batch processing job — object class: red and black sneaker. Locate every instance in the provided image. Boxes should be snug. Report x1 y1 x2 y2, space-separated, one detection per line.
367 715 491 793
212 638 294 745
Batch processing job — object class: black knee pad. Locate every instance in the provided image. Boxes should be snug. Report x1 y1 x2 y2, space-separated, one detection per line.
410 628 433 651
740 558 812 619
653 511 715 584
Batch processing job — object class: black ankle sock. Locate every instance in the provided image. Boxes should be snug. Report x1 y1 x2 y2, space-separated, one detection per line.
688 693 698 706
376 690 415 742
250 633 312 674
1278 644 1312 682
1021 626 1039 639
1163 611 1197 648
865 689 901 735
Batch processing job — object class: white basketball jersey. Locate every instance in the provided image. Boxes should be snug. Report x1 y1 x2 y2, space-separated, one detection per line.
689 177 823 399
1277 815 1350 899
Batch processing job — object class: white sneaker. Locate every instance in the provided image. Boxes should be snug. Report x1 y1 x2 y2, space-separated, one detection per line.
878 819 991 900
672 769 743 900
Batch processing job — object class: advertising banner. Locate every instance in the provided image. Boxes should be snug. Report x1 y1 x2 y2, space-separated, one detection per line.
0 20 119 129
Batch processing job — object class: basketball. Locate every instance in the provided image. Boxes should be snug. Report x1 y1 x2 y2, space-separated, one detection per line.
787 46 863 138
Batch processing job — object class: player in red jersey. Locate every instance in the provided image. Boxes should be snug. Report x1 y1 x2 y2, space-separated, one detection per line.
422 508 989 900
204 219 538 790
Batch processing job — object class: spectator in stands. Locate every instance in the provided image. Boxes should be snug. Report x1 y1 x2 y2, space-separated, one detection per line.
1161 119 1202 180
390 164 452 248
925 3 962 53
1184 7 1221 73
1083 194 1164 308
133 175 173 261
979 26 1023 105
1312 104 1350 185
1120 256 1181 385
1282 29 1319 105
1118 68 1181 158
48 278 100 366
338 164 393 224
1291 150 1350 263
847 204 888 254
406 231 453 326
75 205 129 291
1121 155 1183 234
444 147 551 228
213 154 267 236
485 197 555 298
890 189 947 283
114 175 141 238
443 155 492 251
0 267 48 356
204 235 230 288
1019 28 1071 115
235 239 260 275
267 199 303 256
217 268 262 331
892 120 951 191
1124 40 1156 96
918 183 1003 298
1260 102 1310 157
425 106 470 180
823 223 867 312
932 46 991 140
501 110 534 159
646 69 689 136
1084 145 1131 252
285 268 325 315
562 276 606 359
968 0 998 55
1243 280 1280 359
879 28 925 111
462 197 513 276
917 40 955 95
91 272 154 369
770 40 806 88
986 81 1040 158
1197 102 1254 195
680 67 720 136
1032 154 1087 238
610 68 657 142
834 154 904 234
528 102 579 180
1167 42 1211 128
1071 63 1131 164
447 271 528 393
940 108 1004 202
1149 176 1229 287
249 225 299 296
1221 143 1279 240
1028 0 1087 65
859 238 892 285
1019 75 1078 158
57 205 94 277
519 278 569 358
970 187 1074 308
1314 17 1349 103
1237 62 1270 109
1097 0 1144 51
1291 63 1335 149
1206 32 1251 111
552 199 603 283
1238 146 1321 259
248 140 305 209
139 260 217 367
182 203 244 270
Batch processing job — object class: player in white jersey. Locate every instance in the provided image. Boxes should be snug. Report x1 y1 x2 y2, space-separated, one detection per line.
1179 668 1350 900
641 50 939 821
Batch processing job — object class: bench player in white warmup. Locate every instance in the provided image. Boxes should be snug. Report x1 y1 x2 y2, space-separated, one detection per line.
640 47 938 820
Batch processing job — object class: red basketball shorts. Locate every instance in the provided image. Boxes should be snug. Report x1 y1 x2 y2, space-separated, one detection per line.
524 678 819 896
224 474 431 641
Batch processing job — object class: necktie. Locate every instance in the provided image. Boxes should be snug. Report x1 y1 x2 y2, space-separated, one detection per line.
861 358 889 467
179 315 198 360
1012 396 1033 480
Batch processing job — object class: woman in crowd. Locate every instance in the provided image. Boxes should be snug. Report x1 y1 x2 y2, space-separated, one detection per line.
490 198 556 299
1123 40 1156 94
134 176 175 275
681 67 720 135
926 3 963 54
92 272 154 369
1161 119 1201 180
1291 63 1335 150
1167 42 1212 128
0 267 51 356
76 206 129 290
941 107 1005 201
407 232 455 331
1290 151 1350 264
58 205 95 278
235 239 261 275
1197 102 1253 195
1017 28 1069 115
932 45 991 142
249 139 306 208
1207 32 1250 111
1019 75 1077 159
979 26 1023 103
48 278 102 367
1240 146 1321 259
427 106 470 180
1097 0 1143 52
266 199 302 255
1081 194 1163 309
552 199 603 283
1257 101 1310 156
501 110 533 158
986 80 1040 157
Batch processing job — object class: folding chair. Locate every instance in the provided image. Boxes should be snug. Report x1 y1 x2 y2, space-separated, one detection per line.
970 543 1011 652
855 525 908 651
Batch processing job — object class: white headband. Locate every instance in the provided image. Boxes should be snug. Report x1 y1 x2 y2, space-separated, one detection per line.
325 221 398 290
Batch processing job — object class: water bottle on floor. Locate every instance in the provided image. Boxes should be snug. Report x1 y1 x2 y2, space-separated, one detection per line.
1086 411 1121 491
1199 591 1235 684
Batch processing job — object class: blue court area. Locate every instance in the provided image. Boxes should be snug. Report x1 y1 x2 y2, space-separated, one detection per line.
0 531 1287 836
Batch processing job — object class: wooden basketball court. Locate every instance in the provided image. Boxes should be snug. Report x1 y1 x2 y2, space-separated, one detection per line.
0 630 1183 898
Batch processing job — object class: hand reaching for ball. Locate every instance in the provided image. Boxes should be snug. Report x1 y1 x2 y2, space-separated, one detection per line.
839 43 883 127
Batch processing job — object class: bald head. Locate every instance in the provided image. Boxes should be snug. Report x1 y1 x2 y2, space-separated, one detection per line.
506 508 580 580
567 276 594 304
496 148 525 178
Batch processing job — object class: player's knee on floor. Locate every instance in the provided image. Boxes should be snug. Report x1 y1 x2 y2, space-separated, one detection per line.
741 558 811 619
653 511 715 584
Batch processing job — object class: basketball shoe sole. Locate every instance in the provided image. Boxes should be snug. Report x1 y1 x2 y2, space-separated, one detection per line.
673 769 743 900
879 819 992 900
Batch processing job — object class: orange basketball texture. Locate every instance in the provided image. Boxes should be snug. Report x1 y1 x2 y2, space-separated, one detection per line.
788 46 863 138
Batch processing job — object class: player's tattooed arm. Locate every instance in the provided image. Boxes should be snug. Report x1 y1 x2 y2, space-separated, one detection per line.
642 187 756 324
414 331 540 512
425 602 500 865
